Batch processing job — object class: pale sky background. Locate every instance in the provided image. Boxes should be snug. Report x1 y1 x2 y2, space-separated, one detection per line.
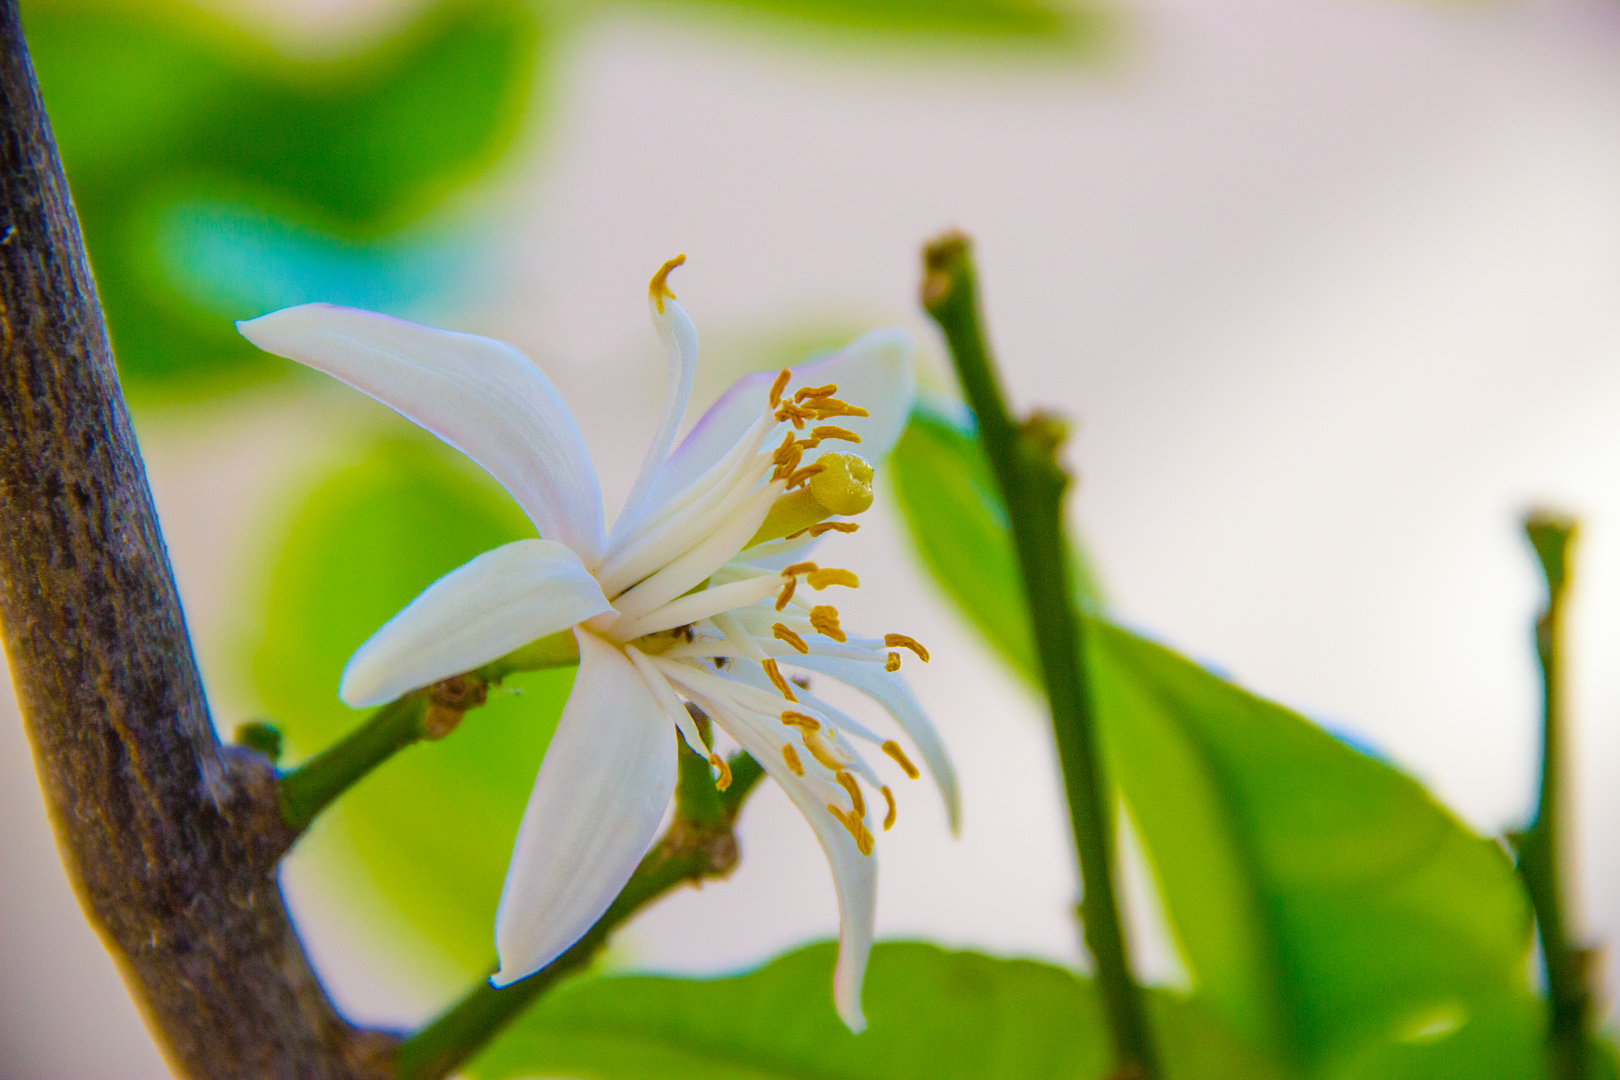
8 0 1620 1074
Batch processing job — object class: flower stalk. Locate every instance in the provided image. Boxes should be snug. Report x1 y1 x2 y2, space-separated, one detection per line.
395 748 765 1080
920 231 1160 1079
1518 512 1595 1080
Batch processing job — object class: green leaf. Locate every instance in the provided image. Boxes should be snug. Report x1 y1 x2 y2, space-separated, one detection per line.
637 0 1102 42
467 941 1287 1080
887 407 1546 1077
23 0 542 400
243 427 571 985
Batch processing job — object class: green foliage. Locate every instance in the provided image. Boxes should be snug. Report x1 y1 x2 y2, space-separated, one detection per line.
468 941 1284 1080
22 0 542 400
888 406 1547 1078
247 427 572 981
646 0 1097 42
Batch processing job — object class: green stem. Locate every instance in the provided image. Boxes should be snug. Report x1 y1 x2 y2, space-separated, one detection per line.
1519 512 1592 1080
396 750 766 1080
921 232 1160 1079
275 630 580 836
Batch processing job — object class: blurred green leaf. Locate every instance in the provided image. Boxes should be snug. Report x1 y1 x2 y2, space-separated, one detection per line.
247 427 570 982
23 0 542 400
643 0 1102 42
888 407 1545 1078
468 941 1286 1080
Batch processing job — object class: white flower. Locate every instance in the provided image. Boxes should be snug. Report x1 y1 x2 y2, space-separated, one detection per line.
238 257 959 1031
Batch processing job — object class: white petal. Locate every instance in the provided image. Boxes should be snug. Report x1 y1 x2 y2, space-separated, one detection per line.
626 645 710 758
238 304 607 564
608 574 780 642
612 296 700 545
493 630 677 985
339 540 611 708
638 328 916 515
609 482 781 623
789 655 961 835
662 666 875 1031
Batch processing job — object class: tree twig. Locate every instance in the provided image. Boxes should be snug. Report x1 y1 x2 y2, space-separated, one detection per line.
1518 512 1594 1080
920 231 1160 1079
395 749 767 1080
0 4 393 1075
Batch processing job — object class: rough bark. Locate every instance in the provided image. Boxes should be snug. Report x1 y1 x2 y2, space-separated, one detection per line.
0 3 391 1075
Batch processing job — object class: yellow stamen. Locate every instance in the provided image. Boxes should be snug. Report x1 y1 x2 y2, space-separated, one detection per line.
882 739 920 780
763 658 797 701
793 383 838 402
768 368 791 409
802 729 845 771
826 802 874 854
773 623 810 654
774 401 813 428
648 254 685 313
837 771 866 818
709 753 733 792
774 577 796 611
810 399 870 420
807 568 859 591
810 424 861 445
782 561 818 577
881 786 897 831
886 651 902 671
805 520 858 538
809 605 845 642
782 744 804 775
785 463 825 489
884 634 930 662
780 710 820 731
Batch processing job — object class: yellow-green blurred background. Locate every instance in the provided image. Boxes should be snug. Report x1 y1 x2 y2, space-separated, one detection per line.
7 0 1620 1074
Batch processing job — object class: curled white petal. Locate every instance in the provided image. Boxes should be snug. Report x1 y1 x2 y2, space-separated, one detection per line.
610 482 781 623
339 540 611 708
614 295 700 543
790 654 961 836
238 304 607 564
493 630 677 986
638 327 916 515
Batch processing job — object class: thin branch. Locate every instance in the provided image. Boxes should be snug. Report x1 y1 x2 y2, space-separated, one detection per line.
0 4 391 1075
920 232 1160 1079
395 749 767 1080
276 631 580 839
1519 512 1594 1080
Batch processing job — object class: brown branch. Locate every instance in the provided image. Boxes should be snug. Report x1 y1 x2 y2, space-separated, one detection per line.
0 4 392 1076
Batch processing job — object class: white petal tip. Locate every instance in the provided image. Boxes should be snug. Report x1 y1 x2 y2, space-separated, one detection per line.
488 967 525 989
838 1007 867 1034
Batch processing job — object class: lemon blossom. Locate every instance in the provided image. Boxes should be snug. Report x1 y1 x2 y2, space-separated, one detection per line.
237 258 958 1030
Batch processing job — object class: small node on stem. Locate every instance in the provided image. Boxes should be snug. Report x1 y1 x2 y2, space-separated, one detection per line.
235 720 283 763
424 674 488 739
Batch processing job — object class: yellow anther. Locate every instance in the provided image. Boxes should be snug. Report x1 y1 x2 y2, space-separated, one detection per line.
771 430 798 464
785 463 825 489
774 401 814 429
837 771 866 818
780 710 820 731
773 623 810 654
782 561 818 577
802 729 846 771
884 634 930 663
881 785 897 831
882 739 920 780
782 744 805 775
807 568 859 591
811 399 870 420
648 254 686 313
805 520 859 538
810 424 861 445
709 753 733 792
768 368 792 409
886 651 902 671
793 383 838 402
809 605 846 642
826 802 874 854
762 658 797 702
774 577 797 611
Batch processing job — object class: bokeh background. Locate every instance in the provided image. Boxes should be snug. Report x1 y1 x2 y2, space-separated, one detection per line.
6 0 1620 1074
